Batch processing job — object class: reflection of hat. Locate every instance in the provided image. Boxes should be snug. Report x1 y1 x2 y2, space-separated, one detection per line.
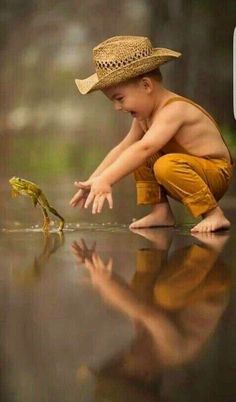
75 35 182 94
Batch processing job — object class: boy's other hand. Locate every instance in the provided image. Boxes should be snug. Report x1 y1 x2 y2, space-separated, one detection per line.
78 177 113 214
69 183 90 208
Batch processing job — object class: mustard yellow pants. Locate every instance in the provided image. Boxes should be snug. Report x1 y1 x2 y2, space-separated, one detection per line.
133 152 234 217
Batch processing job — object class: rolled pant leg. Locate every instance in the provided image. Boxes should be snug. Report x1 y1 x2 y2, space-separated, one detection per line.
133 151 167 204
153 153 233 217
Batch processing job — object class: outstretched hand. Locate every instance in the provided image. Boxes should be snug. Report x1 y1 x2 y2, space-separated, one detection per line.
71 177 113 214
69 181 90 208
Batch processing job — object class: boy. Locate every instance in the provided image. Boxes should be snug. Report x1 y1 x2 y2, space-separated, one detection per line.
69 35 233 232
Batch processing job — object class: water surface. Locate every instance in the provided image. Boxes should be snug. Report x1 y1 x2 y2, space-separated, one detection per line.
0 219 236 402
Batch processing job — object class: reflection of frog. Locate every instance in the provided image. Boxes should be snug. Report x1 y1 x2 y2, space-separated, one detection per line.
14 232 64 285
9 177 65 231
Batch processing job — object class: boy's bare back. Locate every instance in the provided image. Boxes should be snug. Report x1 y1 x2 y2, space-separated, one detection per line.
139 92 231 163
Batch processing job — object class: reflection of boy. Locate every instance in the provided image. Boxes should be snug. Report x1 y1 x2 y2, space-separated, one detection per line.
74 235 230 396
70 35 233 232
133 242 230 310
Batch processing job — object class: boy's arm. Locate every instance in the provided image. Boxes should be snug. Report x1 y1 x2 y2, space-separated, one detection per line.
79 104 184 213
89 118 144 178
69 118 143 207
100 104 184 185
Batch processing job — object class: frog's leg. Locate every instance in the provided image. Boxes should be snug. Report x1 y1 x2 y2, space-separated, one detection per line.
32 195 38 207
39 194 65 231
37 201 50 231
47 206 65 231
30 194 50 231
35 194 50 231
41 207 50 232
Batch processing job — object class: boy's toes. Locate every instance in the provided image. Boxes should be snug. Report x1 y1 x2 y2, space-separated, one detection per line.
201 224 208 233
191 222 217 233
191 222 205 232
191 223 200 232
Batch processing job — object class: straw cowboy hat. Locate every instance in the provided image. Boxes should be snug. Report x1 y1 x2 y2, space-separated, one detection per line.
75 35 182 95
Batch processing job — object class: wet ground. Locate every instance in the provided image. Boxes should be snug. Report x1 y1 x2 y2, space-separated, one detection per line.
0 216 236 402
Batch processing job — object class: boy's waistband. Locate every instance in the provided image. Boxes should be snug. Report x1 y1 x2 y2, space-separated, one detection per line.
204 156 234 168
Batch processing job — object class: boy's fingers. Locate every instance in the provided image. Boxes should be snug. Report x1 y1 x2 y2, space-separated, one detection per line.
70 190 84 206
72 188 83 196
69 196 76 206
97 196 105 213
91 193 112 214
78 180 91 189
70 186 90 207
92 195 105 214
74 181 88 188
84 191 95 209
76 198 83 208
74 182 83 188
77 199 85 208
107 258 113 272
92 196 98 215
106 193 113 209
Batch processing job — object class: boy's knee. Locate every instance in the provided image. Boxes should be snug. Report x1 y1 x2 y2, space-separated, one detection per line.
153 154 178 181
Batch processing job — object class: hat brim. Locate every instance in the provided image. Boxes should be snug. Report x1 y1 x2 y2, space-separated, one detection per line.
75 47 182 95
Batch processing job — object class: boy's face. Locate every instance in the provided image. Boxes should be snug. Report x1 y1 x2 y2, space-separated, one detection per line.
102 79 155 120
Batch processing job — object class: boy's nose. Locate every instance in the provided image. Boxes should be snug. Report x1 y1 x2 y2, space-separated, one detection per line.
114 102 122 111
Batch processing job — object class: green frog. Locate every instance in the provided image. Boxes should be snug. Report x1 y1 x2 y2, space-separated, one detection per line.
9 177 65 231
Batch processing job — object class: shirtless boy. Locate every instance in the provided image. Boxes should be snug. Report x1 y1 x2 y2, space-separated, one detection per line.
70 35 233 232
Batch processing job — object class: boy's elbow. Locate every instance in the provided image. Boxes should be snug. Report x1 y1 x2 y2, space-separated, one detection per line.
139 142 158 157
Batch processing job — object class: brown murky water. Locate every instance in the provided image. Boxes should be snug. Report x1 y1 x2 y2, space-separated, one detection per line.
0 209 236 401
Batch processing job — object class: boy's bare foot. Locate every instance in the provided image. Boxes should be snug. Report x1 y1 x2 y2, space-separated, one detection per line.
129 202 175 229
191 207 230 233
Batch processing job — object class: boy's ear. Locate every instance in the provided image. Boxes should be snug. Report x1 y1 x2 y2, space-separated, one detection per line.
141 77 153 93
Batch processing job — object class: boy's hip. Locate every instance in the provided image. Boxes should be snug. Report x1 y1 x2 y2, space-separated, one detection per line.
148 152 233 178
134 152 234 192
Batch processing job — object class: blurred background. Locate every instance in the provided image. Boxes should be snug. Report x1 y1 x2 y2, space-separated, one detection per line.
0 0 235 227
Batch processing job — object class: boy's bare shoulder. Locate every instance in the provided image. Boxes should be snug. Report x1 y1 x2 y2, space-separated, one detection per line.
158 99 187 118
150 100 186 129
151 96 213 128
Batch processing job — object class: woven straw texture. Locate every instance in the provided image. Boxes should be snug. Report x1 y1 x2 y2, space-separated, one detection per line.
75 36 182 94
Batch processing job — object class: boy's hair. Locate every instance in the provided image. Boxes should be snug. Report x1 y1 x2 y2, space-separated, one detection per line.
130 67 163 84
